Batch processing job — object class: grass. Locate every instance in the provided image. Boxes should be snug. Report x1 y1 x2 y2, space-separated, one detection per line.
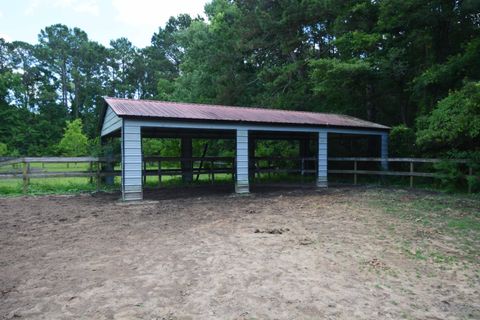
0 174 238 196
369 189 480 264
371 190 480 234
0 160 239 196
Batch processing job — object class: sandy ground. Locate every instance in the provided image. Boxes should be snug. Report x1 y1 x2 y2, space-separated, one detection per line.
0 186 479 320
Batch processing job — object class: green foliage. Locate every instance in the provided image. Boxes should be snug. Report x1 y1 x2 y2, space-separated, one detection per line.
0 142 7 156
433 161 464 193
143 138 180 157
416 82 480 152
156 78 175 101
389 125 416 157
255 140 298 158
310 58 375 118
57 119 89 156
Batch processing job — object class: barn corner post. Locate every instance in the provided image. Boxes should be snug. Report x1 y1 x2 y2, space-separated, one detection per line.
121 120 143 201
317 130 328 188
235 129 249 194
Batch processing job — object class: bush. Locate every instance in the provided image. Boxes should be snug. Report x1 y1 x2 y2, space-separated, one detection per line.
57 119 89 156
0 142 7 156
416 81 480 152
433 160 464 192
389 125 416 157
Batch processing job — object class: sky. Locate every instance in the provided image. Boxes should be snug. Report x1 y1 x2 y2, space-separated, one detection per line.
0 0 208 48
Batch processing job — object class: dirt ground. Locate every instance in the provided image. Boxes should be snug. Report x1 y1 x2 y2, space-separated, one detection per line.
0 186 479 320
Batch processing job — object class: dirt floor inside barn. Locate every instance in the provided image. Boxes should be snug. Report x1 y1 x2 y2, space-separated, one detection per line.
0 186 479 320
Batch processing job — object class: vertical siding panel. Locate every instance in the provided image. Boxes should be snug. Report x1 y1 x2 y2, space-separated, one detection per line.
317 130 328 187
235 129 249 193
122 120 143 200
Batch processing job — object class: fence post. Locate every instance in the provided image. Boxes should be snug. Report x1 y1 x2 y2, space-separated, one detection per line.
89 161 93 184
410 162 414 188
211 159 215 183
267 160 271 178
468 166 473 194
158 160 162 185
354 160 357 185
301 158 305 184
96 161 101 191
22 160 29 194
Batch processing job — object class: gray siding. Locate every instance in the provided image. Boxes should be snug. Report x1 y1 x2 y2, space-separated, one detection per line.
101 106 122 136
317 130 328 187
235 129 249 193
122 120 143 200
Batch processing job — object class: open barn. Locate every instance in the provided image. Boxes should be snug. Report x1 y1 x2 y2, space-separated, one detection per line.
100 97 390 200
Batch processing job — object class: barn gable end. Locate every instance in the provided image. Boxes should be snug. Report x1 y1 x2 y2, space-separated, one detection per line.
101 105 122 137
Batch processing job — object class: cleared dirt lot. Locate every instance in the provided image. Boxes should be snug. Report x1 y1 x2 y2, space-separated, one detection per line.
0 186 479 319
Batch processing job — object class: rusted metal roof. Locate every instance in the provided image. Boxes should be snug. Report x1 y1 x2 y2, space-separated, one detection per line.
104 97 389 130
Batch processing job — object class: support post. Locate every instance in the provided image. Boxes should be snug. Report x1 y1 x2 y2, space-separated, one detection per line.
235 129 249 193
381 133 389 170
317 130 328 188
299 139 307 180
354 160 358 185
181 137 193 183
121 121 143 201
468 166 473 194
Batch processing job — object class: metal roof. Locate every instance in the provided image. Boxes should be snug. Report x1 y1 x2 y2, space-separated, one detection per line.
104 97 389 130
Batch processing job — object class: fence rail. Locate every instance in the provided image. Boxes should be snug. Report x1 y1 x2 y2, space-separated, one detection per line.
0 156 477 193
328 157 475 193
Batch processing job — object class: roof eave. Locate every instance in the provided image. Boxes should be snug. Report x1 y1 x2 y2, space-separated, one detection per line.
116 114 390 132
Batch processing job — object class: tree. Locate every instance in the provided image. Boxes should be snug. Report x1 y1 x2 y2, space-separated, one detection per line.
416 81 480 155
389 125 416 157
57 119 89 156
0 1 479 160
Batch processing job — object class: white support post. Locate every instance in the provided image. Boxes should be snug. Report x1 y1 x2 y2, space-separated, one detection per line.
121 120 143 201
317 130 328 188
235 129 249 193
381 133 389 171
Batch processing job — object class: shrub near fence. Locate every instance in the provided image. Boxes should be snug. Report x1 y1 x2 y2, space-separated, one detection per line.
0 156 478 194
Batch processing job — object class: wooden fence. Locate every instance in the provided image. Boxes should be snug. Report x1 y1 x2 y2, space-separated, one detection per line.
0 157 110 193
0 156 477 193
328 157 475 193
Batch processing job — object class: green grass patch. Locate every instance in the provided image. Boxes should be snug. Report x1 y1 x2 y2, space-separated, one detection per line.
446 217 480 232
370 189 480 264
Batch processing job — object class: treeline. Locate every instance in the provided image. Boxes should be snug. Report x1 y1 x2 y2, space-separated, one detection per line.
0 0 479 158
